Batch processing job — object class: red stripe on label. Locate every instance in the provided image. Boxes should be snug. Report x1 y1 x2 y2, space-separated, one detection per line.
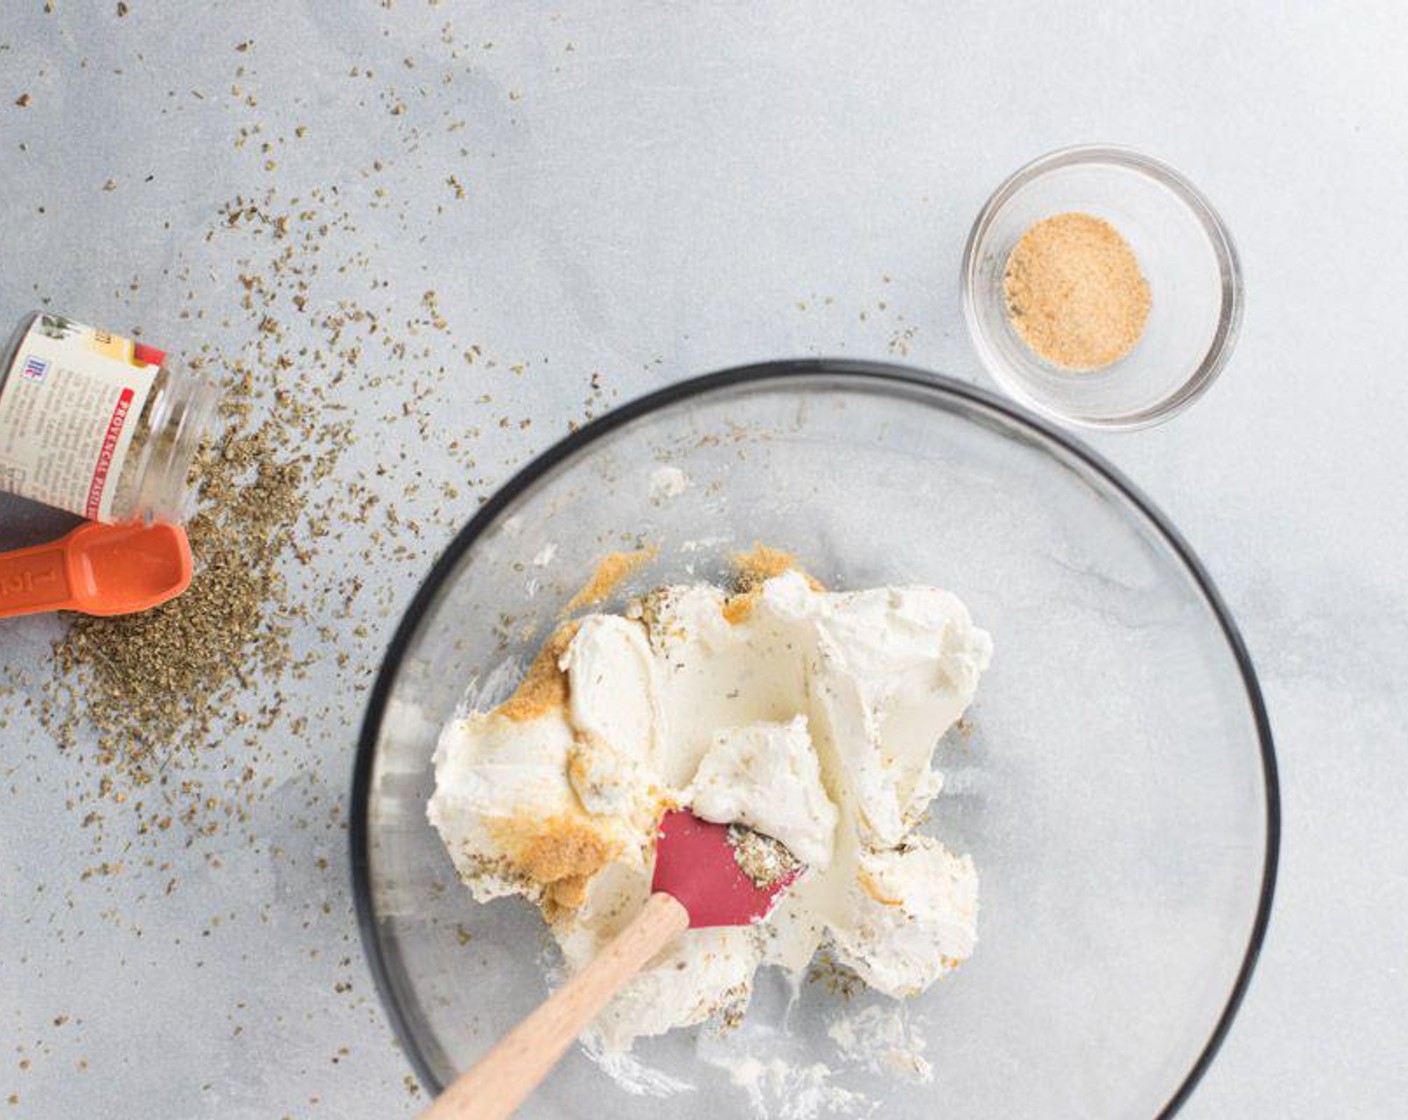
85 388 135 520
133 342 167 367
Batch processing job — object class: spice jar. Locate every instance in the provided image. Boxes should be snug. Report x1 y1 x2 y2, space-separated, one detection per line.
0 312 218 523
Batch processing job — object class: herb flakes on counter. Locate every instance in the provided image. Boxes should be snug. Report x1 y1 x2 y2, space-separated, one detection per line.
47 395 310 792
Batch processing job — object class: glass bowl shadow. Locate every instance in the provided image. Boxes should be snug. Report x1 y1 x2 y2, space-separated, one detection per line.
352 360 1277 1119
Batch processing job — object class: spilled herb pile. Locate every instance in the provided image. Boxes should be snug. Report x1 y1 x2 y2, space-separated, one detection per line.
47 380 315 789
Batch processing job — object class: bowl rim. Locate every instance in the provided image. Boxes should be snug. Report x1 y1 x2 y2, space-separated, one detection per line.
961 144 1245 431
350 358 1279 1117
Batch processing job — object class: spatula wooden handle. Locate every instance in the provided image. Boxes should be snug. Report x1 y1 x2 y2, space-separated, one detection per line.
423 891 690 1120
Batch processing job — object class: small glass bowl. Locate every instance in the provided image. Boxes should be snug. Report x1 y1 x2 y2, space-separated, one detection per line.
962 146 1243 430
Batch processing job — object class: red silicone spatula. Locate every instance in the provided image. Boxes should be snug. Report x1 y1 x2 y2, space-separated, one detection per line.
423 809 802 1120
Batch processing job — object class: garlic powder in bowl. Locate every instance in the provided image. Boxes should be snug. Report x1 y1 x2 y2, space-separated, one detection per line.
963 145 1242 429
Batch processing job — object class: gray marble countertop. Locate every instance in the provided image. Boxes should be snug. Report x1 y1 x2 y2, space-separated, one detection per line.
3 3 1405 1117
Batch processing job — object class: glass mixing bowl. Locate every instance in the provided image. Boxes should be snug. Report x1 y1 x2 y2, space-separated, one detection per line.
352 361 1277 1119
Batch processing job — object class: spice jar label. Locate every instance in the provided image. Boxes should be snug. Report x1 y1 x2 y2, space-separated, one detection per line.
0 314 162 521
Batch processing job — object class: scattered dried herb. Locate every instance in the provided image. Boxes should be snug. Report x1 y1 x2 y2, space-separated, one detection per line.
727 823 801 889
48 389 310 790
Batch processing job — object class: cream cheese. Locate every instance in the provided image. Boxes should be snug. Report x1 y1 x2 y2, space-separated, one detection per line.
832 838 979 997
428 563 991 1052
686 716 839 870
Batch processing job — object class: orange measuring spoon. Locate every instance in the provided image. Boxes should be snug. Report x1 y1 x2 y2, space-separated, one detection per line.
0 521 192 620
